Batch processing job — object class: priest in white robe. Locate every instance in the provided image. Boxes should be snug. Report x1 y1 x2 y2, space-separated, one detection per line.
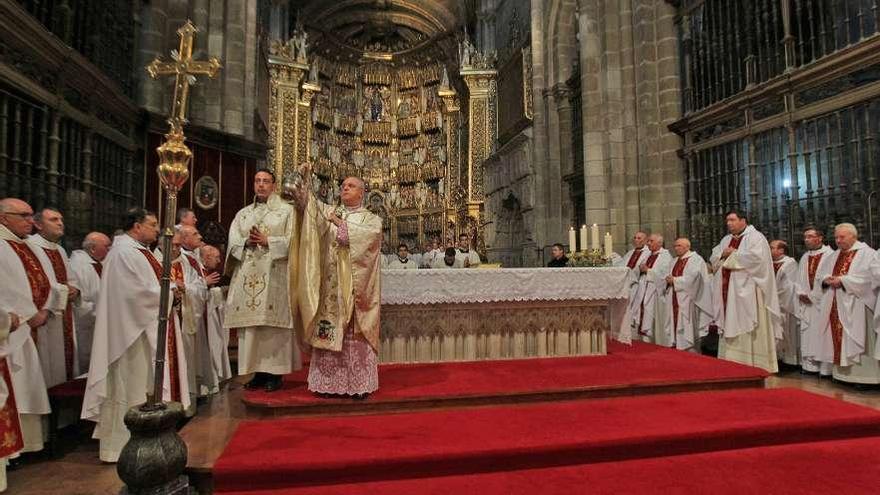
420 239 442 268
178 225 220 397
433 247 464 269
616 231 650 311
294 174 383 399
82 208 190 463
68 232 111 373
224 169 300 393
814 223 880 386
455 234 481 268
385 243 419 270
710 210 782 373
0 198 55 454
662 238 713 351
201 245 231 385
0 309 26 493
796 227 833 375
771 240 800 367
628 234 672 343
27 207 80 386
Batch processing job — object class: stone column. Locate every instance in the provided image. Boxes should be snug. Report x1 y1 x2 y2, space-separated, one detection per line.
137 0 168 113
223 0 247 135
438 86 461 242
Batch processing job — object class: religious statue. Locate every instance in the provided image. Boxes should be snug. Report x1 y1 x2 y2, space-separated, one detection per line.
289 22 309 63
369 87 384 121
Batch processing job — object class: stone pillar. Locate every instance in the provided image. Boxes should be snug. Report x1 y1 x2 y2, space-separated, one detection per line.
223 0 247 135
137 0 168 113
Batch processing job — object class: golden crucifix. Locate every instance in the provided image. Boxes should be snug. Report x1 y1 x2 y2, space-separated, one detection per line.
146 20 222 134
142 20 221 409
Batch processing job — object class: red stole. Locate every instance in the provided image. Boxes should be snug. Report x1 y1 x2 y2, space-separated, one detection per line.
773 261 782 274
670 256 690 334
42 248 76 381
137 249 182 403
93 262 103 278
6 240 51 343
829 249 858 365
806 252 824 290
627 248 643 269
0 358 24 457
721 235 744 313
637 252 661 336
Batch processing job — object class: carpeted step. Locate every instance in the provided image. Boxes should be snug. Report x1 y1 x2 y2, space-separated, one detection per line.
242 341 767 414
213 388 880 492
217 436 880 494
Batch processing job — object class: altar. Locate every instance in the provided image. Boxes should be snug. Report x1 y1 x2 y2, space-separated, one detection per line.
378 267 631 363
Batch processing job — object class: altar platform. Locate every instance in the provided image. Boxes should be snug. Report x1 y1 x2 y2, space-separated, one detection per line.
378 267 630 363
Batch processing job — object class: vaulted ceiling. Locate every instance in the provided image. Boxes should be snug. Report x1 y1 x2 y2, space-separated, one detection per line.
295 0 474 60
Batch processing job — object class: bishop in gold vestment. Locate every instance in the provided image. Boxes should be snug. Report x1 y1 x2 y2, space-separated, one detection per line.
292 175 382 398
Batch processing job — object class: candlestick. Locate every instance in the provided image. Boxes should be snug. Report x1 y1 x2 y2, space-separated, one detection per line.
569 227 577 254
604 232 613 259
591 223 600 250
579 225 588 253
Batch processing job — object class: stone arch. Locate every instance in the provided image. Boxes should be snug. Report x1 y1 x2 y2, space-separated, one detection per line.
546 0 580 90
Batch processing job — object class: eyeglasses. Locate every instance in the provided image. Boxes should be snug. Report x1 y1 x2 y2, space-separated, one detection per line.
2 212 34 220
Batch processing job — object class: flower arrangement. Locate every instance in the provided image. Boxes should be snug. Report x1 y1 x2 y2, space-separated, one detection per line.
566 249 611 267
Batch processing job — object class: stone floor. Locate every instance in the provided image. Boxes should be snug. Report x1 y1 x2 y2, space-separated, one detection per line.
7 367 880 494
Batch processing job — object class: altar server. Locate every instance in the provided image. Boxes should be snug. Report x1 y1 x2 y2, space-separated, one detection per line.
771 240 800 367
69 232 111 372
814 223 880 386
386 243 418 270
82 208 190 462
710 209 781 373
629 234 672 343
455 234 481 268
796 227 833 375
662 238 713 351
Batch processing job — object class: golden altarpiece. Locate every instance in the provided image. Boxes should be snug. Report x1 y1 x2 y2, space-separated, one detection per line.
262 26 497 255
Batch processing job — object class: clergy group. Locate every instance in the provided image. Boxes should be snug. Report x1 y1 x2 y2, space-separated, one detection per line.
616 209 880 388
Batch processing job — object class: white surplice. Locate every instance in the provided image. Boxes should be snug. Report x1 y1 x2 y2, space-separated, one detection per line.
774 256 800 366
813 242 880 384
0 225 54 453
385 257 418 270
662 251 713 351
796 245 834 374
455 248 481 268
82 234 190 462
224 194 301 376
628 248 673 343
420 248 442 268
25 234 78 387
179 249 214 397
68 250 101 373
710 225 782 373
618 247 650 322
207 286 231 384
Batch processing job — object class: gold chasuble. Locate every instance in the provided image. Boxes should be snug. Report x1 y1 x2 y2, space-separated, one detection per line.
292 197 383 352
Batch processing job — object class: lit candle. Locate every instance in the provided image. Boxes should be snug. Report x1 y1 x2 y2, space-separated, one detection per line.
591 224 600 250
579 225 588 253
604 232 613 259
569 227 577 254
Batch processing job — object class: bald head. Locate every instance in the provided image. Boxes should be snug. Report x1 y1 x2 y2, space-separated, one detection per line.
672 237 691 257
201 244 222 271
647 233 664 252
83 232 112 262
340 176 366 207
178 224 203 251
632 231 647 249
0 198 35 238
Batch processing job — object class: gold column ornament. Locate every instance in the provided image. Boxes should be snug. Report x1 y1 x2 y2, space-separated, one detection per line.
461 68 496 253
144 20 222 409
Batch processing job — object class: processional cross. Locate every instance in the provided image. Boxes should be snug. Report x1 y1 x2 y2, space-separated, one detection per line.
147 20 222 134
143 20 221 408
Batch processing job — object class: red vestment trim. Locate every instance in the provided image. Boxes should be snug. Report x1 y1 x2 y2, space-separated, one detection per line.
637 252 661 336
93 262 103 278
0 358 25 457
42 248 76 381
807 252 823 290
829 249 858 365
137 249 182 403
6 240 51 344
773 261 782 274
627 248 643 269
670 256 690 336
721 235 744 314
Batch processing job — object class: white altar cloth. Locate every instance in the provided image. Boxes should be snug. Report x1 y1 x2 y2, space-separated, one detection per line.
378 267 631 363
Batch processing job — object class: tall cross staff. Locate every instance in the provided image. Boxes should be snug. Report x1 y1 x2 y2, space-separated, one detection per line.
143 20 221 408
147 20 222 134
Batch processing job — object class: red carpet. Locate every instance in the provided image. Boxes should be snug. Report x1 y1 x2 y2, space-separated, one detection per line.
242 341 767 412
217 436 880 495
213 388 880 493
